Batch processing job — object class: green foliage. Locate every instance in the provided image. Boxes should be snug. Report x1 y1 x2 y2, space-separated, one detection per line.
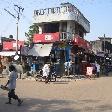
25 23 39 45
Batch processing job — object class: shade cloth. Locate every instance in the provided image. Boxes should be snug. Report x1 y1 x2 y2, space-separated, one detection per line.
28 43 53 57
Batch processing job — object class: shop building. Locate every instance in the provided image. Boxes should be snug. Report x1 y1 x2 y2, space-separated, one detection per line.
28 2 92 75
0 37 24 65
32 2 91 57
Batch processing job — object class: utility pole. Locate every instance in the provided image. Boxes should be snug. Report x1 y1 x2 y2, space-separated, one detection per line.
14 5 24 54
4 5 24 54
104 34 106 64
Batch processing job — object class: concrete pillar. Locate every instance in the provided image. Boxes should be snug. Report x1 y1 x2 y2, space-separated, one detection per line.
67 21 75 39
67 21 71 33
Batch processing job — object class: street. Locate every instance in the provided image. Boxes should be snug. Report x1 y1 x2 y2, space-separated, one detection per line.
0 75 112 112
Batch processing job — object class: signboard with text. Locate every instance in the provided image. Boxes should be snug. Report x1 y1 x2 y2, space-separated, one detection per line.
3 41 24 51
33 32 60 43
33 3 90 32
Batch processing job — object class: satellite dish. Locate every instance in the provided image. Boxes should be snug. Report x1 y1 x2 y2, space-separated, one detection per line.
14 55 19 60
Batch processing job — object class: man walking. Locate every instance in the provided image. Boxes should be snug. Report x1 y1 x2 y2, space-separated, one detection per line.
4 65 23 106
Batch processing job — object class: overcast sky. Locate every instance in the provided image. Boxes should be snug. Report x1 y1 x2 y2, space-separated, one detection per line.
0 0 112 41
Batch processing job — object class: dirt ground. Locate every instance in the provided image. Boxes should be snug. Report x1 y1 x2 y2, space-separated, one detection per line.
1 75 112 112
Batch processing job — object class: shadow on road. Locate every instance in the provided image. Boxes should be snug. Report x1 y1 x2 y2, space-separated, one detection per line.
0 95 112 112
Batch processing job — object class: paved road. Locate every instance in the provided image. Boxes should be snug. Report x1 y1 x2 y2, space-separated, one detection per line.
0 76 112 112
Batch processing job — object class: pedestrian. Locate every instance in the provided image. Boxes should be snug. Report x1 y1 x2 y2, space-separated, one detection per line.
42 63 50 83
95 62 100 78
4 65 23 106
17 63 23 79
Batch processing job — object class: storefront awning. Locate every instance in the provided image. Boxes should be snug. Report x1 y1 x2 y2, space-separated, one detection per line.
0 51 20 56
28 43 53 57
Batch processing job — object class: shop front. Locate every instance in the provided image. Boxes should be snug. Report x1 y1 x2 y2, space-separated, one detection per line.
0 41 24 75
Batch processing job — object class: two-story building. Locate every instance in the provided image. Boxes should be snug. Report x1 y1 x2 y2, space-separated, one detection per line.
28 2 91 63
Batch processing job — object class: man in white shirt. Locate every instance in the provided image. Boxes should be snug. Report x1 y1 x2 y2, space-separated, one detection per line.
5 65 23 106
42 63 50 83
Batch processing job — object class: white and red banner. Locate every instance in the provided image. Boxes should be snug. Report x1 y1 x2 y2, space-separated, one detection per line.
3 41 24 51
33 32 60 43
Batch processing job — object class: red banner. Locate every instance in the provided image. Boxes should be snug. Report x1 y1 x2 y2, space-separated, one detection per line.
73 35 91 50
33 32 60 43
3 41 24 51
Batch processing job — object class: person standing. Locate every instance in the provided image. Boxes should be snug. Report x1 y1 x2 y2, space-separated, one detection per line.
95 62 100 78
17 63 23 79
4 65 23 106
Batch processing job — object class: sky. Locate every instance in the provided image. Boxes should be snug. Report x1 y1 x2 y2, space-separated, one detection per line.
0 0 112 41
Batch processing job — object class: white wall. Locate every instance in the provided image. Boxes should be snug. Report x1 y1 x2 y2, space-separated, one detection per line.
33 4 90 33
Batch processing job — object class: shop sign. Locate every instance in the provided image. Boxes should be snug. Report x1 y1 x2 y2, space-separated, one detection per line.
33 32 60 43
34 6 68 16
34 4 81 18
3 41 24 51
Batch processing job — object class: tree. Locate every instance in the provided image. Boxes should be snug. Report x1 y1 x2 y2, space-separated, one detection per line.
25 23 39 46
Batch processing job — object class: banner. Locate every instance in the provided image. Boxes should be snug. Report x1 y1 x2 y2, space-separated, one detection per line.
73 35 91 50
3 41 24 51
33 32 60 43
